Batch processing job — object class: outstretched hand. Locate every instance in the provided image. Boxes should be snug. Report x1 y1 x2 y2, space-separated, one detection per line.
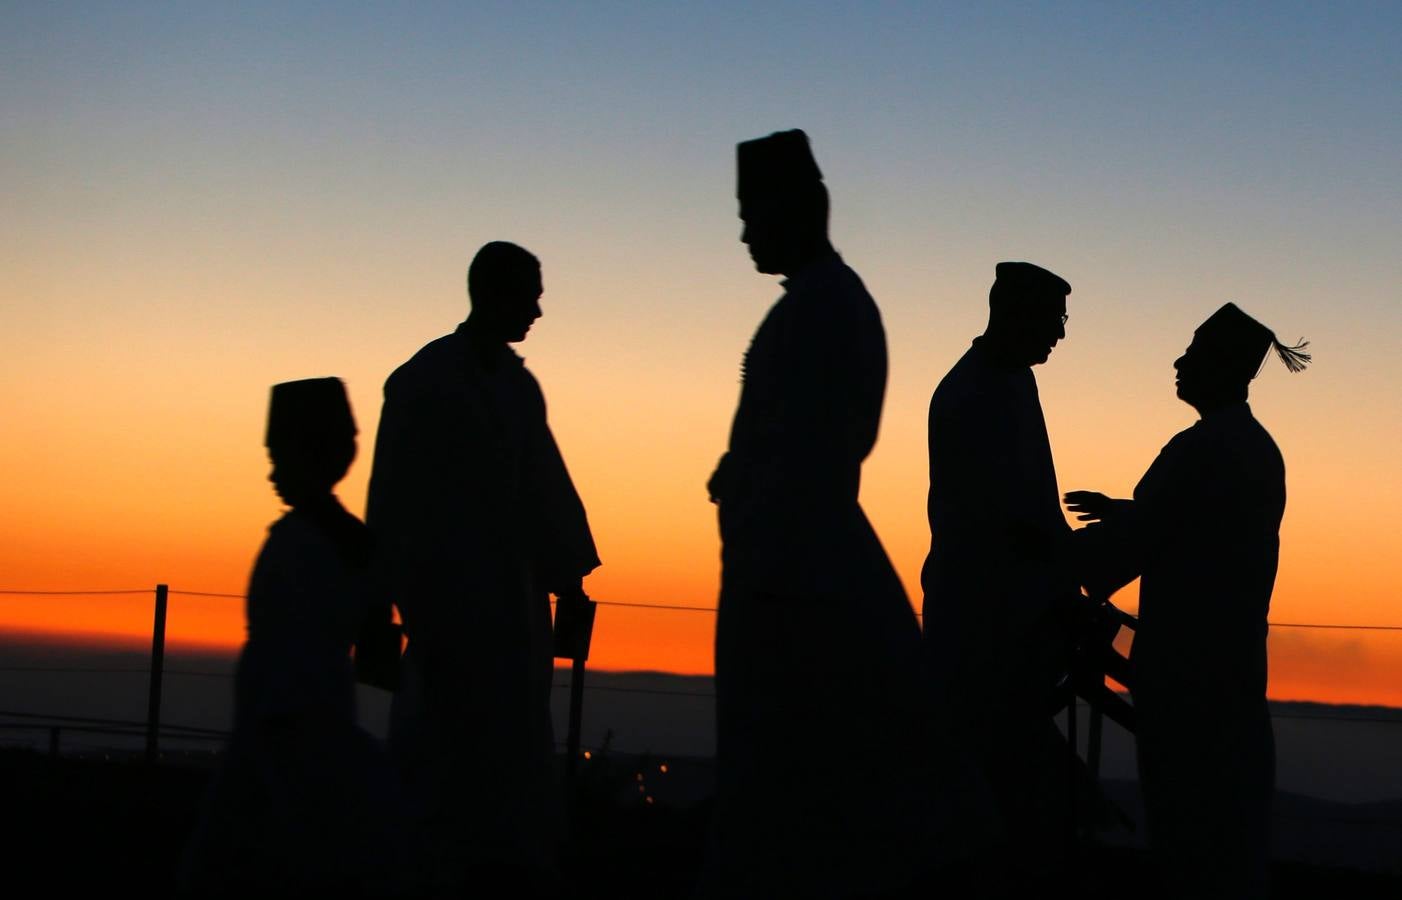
1064 490 1132 524
552 577 587 601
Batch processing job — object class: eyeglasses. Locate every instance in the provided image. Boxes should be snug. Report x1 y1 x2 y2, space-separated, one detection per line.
1058 313 1070 326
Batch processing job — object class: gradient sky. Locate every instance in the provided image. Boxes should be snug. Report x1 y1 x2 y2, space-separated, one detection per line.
4 3 1400 705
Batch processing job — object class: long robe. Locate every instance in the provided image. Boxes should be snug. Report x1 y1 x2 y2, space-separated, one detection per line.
365 324 600 887
182 500 405 895
704 252 936 898
919 336 1079 858
1084 401 1283 898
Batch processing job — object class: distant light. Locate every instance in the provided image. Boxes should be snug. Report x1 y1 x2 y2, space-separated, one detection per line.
638 784 645 793
645 796 655 805
635 772 644 782
659 764 668 773
583 751 591 760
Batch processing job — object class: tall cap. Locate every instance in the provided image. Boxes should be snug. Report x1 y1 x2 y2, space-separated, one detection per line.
994 261 1071 298
265 377 357 450
1195 302 1311 376
737 129 823 204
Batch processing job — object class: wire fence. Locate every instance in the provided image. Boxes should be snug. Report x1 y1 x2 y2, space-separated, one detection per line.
7 584 1402 624
3 583 1402 762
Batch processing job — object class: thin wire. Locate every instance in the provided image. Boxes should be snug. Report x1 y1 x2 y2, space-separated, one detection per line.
595 600 716 613
0 589 151 596
7 586 1402 630
551 682 714 699
0 666 232 679
1271 622 1402 632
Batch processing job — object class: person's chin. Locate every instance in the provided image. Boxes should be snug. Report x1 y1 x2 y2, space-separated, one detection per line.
749 253 779 275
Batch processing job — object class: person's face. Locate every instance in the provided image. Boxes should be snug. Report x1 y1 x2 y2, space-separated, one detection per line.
1174 335 1214 406
267 440 353 507
269 451 323 508
1015 297 1068 366
485 270 544 343
739 202 788 275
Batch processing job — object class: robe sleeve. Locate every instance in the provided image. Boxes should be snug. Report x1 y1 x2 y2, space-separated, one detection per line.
518 370 601 592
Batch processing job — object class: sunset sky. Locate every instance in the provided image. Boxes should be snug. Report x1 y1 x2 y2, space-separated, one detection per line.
3 3 1400 706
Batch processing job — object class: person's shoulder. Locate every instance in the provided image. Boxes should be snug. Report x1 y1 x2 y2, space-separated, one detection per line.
385 331 462 395
259 511 336 573
267 509 327 546
1228 406 1285 473
817 257 878 311
932 343 995 409
790 257 882 341
832 257 874 297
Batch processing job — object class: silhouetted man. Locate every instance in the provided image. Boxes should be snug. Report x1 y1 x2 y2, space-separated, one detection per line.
365 242 600 893
920 262 1078 872
183 378 405 895
703 130 934 898
1066 303 1309 899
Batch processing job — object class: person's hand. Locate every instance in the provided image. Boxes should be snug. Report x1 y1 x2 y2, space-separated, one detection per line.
551 577 585 601
1064 491 1131 523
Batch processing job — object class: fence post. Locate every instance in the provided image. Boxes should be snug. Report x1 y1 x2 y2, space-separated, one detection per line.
567 658 587 777
145 583 168 764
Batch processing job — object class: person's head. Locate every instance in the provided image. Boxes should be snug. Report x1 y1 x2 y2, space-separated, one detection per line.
985 262 1071 367
265 378 357 508
1175 303 1310 413
736 130 830 276
467 241 543 342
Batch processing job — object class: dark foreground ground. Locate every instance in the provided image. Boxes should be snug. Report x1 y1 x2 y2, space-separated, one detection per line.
3 748 1399 899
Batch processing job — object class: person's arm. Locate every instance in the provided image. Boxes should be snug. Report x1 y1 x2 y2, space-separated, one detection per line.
1064 490 1134 524
520 373 601 593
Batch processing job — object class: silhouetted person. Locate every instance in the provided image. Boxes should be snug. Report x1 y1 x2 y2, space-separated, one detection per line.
1066 303 1310 899
181 378 405 897
703 130 934 898
920 262 1080 878
365 242 599 894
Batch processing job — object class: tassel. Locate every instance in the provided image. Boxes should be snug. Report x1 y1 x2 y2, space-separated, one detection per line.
1273 337 1311 373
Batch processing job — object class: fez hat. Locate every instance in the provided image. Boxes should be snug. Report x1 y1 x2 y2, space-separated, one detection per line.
994 261 1072 298
1195 303 1311 375
736 129 824 204
265 377 357 450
